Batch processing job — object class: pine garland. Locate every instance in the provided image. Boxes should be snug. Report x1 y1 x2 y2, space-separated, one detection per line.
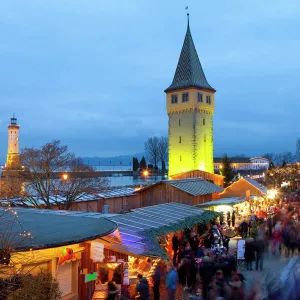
138 211 219 259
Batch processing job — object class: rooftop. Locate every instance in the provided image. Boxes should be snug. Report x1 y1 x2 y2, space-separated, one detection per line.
138 178 223 196
104 202 218 258
196 197 248 207
0 207 117 251
165 22 215 93
243 177 267 194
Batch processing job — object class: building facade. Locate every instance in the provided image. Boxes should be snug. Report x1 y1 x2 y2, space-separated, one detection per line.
5 115 20 169
214 156 270 172
165 19 216 177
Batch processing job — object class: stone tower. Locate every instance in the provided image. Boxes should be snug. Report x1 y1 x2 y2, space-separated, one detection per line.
6 115 20 169
165 19 216 177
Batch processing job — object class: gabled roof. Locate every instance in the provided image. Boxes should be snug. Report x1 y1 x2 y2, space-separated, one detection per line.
243 177 267 194
166 178 223 196
138 178 223 196
165 22 215 93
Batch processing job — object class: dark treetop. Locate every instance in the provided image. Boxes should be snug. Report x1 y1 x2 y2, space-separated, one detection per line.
165 22 215 93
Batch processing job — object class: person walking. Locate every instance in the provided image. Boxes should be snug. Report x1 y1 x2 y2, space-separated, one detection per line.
255 224 267 271
152 264 161 300
244 237 255 270
166 265 178 300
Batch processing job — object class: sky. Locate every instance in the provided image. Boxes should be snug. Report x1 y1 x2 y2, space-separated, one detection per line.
0 0 300 161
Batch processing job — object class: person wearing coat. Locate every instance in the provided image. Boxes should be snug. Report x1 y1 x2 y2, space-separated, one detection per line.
136 274 150 300
244 237 255 270
166 265 178 300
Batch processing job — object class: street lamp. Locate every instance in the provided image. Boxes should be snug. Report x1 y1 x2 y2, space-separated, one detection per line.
62 174 68 180
143 170 149 177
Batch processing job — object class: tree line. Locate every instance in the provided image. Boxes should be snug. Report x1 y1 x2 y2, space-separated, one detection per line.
133 136 168 172
263 138 300 166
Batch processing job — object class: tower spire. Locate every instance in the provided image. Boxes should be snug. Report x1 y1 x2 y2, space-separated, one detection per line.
186 6 189 27
164 15 215 93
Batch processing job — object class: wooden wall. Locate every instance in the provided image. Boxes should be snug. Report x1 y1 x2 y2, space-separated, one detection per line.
67 185 217 214
218 178 264 199
68 195 140 214
139 183 213 207
171 169 224 187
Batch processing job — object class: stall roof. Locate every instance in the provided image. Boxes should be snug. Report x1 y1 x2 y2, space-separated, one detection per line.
1 187 136 207
243 177 267 194
0 208 117 251
195 197 248 207
138 178 223 196
103 203 218 258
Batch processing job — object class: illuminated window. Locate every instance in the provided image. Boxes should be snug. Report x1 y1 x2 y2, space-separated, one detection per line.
206 95 211 104
182 93 189 103
179 119 181 126
171 94 178 104
198 92 203 102
179 136 181 143
204 134 206 142
203 118 205 125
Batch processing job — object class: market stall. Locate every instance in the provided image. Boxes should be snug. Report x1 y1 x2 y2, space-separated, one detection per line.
98 203 218 298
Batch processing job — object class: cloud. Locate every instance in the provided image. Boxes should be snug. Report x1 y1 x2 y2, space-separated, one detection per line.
0 0 299 162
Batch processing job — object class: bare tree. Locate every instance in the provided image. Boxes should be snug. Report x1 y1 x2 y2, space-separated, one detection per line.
19 140 108 210
145 137 160 169
263 153 275 163
158 137 168 171
296 138 300 162
282 151 293 164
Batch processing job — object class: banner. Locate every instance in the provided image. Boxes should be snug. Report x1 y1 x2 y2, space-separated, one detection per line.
90 241 104 262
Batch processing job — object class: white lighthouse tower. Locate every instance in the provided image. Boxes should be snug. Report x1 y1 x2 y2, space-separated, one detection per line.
6 114 21 169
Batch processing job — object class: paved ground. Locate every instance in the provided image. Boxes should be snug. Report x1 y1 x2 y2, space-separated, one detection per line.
230 236 293 299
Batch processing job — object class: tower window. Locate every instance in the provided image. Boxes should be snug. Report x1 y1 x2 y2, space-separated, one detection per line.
206 95 211 104
198 92 203 102
182 93 189 103
180 155 182 161
171 94 178 104
203 118 205 125
179 119 181 126
204 134 206 142
179 136 182 143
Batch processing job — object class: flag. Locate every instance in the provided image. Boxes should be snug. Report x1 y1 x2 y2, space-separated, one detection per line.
185 6 188 10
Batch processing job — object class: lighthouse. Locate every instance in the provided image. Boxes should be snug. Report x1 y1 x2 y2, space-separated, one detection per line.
6 114 21 169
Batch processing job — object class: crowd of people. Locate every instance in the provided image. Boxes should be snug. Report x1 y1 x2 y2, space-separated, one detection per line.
107 197 300 300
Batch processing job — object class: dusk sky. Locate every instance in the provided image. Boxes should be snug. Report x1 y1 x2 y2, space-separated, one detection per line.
1 0 300 161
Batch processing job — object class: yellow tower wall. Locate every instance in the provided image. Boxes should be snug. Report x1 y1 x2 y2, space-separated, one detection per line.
167 88 215 177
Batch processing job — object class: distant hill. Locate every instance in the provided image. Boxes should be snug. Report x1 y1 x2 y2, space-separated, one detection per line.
81 152 145 166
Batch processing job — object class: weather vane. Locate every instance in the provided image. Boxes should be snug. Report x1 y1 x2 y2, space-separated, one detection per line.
185 6 189 23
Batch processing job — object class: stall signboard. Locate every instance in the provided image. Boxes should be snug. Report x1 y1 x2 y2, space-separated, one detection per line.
123 262 129 286
90 241 104 262
84 272 98 283
236 239 245 260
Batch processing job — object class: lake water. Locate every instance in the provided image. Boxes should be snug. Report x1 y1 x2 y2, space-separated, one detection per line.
90 166 165 187
105 175 165 187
